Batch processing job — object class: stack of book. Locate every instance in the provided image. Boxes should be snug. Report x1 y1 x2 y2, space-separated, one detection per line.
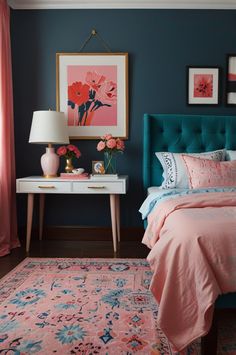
60 173 89 179
90 174 118 180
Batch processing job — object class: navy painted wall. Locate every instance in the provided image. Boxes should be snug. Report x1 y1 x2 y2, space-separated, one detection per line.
11 9 236 229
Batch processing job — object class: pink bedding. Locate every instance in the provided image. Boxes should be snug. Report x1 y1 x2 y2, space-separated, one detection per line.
142 192 236 351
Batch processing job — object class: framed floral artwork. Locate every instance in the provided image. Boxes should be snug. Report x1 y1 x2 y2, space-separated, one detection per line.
226 54 236 105
56 53 128 139
187 66 220 105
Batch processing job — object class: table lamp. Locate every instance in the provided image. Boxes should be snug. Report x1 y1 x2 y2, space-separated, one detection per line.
29 110 69 178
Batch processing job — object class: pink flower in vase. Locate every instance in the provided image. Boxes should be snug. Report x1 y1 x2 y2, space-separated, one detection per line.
97 141 106 151
103 134 113 140
67 144 76 151
57 144 81 159
116 138 125 151
75 149 82 158
57 146 67 156
106 138 117 149
96 134 125 158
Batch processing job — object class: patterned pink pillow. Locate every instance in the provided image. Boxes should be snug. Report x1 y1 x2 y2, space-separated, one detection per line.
182 155 236 189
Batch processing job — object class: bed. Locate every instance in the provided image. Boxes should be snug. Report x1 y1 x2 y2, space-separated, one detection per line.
140 113 236 353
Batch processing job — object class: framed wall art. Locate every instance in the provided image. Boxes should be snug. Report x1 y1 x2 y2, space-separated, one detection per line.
56 52 128 139
226 54 236 105
187 66 220 105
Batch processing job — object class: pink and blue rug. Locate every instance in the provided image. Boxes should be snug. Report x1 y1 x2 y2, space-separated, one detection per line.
0 258 235 354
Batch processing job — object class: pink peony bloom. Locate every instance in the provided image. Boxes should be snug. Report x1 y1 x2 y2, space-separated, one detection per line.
57 144 81 159
97 141 106 151
75 150 82 158
57 146 67 156
67 144 76 151
106 138 117 149
103 134 113 140
75 147 81 154
72 146 81 158
116 138 125 151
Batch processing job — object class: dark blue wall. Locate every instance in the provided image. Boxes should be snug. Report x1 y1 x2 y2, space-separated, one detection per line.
11 9 236 228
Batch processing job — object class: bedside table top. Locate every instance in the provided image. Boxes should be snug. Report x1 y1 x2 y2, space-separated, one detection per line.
16 175 128 182
16 176 128 194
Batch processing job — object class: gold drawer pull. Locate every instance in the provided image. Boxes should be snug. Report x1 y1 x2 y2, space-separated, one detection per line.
38 185 56 189
87 186 105 189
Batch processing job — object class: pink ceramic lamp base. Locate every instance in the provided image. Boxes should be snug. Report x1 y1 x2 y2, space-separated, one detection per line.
41 147 59 178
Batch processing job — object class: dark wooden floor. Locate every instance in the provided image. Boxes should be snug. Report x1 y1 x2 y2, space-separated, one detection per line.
0 238 149 279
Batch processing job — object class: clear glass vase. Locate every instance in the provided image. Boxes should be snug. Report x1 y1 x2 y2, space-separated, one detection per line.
104 151 117 174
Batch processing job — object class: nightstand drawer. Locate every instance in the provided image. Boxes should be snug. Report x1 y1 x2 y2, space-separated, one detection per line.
17 181 71 193
72 181 125 194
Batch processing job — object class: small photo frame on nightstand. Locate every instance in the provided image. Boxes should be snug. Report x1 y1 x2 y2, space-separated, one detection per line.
92 161 105 174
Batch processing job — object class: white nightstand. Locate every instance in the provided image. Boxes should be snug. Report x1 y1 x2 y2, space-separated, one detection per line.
16 175 128 253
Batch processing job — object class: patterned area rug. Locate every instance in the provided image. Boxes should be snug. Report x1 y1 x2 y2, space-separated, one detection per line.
0 258 234 354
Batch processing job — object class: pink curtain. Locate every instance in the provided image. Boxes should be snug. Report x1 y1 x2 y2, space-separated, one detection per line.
0 0 20 256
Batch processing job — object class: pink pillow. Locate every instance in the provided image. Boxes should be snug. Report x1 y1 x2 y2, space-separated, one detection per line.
182 155 236 189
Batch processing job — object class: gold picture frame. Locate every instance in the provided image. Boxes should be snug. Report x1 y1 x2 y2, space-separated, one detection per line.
56 52 128 140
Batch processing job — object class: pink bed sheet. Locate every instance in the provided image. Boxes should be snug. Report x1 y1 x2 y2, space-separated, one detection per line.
142 191 236 351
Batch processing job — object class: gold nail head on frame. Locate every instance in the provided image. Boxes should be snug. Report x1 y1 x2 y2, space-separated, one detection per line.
91 29 97 35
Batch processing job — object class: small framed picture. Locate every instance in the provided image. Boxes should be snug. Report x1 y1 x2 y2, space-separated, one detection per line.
92 161 105 174
226 54 236 105
187 66 220 105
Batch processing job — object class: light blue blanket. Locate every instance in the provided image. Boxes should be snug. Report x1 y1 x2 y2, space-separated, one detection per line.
139 187 236 220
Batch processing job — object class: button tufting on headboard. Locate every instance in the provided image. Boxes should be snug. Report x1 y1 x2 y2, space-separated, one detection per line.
143 114 236 188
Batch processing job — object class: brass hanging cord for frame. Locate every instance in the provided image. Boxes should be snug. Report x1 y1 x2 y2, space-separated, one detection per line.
79 29 112 53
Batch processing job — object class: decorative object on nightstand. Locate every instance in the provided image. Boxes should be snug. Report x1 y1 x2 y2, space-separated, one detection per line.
60 172 89 179
29 110 69 178
57 144 81 173
92 160 105 175
72 168 85 174
96 134 125 174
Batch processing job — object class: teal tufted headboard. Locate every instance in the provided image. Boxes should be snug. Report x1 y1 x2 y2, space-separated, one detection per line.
143 114 236 189
143 113 236 309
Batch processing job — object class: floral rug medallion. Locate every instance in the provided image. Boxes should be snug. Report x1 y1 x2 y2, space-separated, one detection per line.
0 258 234 354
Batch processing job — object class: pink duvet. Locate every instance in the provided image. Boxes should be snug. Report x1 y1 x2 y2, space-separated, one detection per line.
142 191 236 351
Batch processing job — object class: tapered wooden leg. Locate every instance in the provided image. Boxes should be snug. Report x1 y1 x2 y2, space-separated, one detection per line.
26 193 34 252
116 195 120 242
39 194 45 240
110 194 117 253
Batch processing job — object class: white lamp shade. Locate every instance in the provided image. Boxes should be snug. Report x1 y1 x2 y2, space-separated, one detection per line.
29 110 69 144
